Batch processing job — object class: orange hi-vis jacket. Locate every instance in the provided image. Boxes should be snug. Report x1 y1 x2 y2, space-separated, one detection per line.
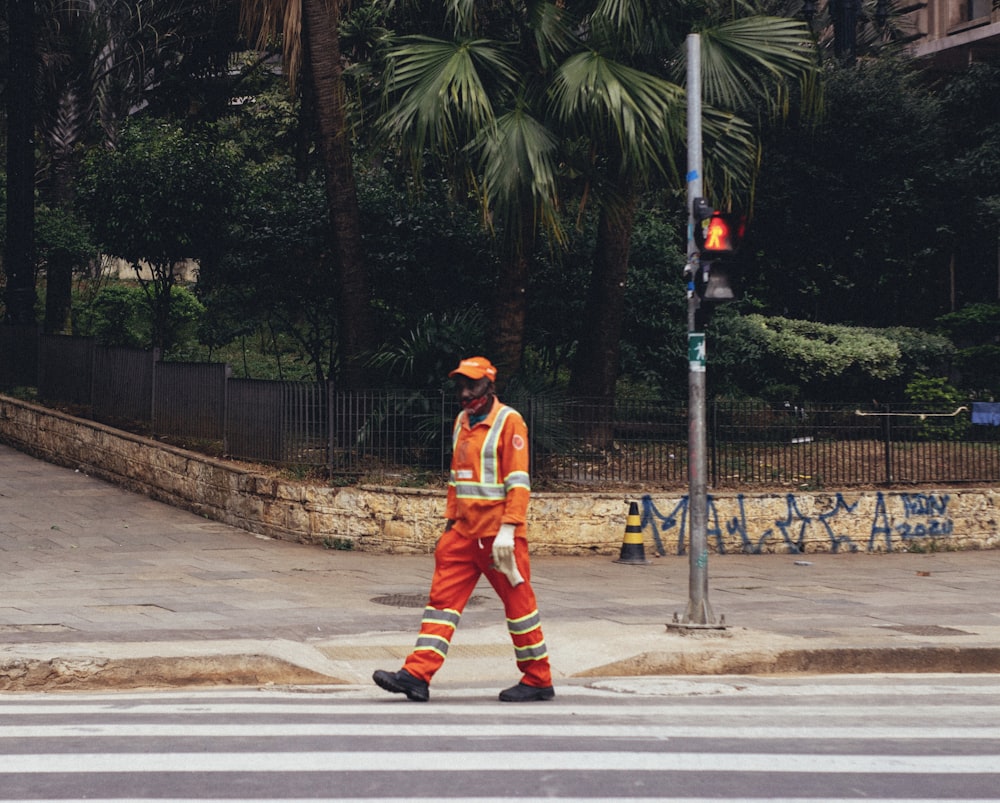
446 398 530 540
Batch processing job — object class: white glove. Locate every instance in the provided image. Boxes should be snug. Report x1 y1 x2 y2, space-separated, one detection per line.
492 524 524 587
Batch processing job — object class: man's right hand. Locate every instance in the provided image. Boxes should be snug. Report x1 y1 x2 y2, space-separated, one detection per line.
492 524 524 587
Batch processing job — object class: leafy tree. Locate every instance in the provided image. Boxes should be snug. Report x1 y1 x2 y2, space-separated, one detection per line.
936 303 1000 397
34 0 237 334
77 283 148 347
35 203 97 328
377 0 570 381
747 57 951 326
357 162 498 340
745 314 901 378
197 160 335 381
78 118 239 352
904 373 970 441
741 314 901 399
869 325 955 399
937 63 1000 306
614 204 688 400
704 315 954 402
76 281 204 354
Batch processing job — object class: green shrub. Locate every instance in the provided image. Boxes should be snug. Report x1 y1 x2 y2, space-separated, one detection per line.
904 373 969 441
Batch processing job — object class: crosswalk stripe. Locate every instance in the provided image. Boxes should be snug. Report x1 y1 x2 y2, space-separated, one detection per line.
20 799 1000 803
0 723 999 740
1 751 998 774
17 799 1000 803
14 680 1000 701
2 702 998 718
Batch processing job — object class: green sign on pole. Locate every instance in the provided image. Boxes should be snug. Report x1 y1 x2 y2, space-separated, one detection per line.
688 332 706 373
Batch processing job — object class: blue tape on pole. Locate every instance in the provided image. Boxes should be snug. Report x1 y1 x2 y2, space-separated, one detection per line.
686 170 699 182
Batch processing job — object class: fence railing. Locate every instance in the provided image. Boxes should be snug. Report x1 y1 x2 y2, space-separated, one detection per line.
3 330 999 488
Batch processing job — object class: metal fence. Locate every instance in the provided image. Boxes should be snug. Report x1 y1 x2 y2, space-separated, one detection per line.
153 362 229 441
93 346 154 425
4 330 1000 488
0 325 38 389
227 379 329 466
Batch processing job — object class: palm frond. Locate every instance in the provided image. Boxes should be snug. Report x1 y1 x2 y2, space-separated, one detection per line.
442 0 476 37
476 105 565 245
382 35 520 154
699 105 759 207
239 0 304 89
697 16 817 111
550 50 686 180
527 0 584 67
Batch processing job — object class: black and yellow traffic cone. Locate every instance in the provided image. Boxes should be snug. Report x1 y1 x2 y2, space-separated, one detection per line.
613 501 650 565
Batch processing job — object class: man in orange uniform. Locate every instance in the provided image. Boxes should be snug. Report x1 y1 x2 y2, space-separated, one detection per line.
373 356 554 703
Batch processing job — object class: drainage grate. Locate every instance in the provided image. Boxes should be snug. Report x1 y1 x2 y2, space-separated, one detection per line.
882 624 974 637
371 593 486 608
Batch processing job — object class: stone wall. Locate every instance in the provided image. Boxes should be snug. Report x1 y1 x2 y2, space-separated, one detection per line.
1 394 997 555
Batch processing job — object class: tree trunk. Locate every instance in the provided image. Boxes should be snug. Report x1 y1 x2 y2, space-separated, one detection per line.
488 214 533 389
43 251 74 334
568 185 638 447
43 134 79 335
300 0 375 389
4 0 37 326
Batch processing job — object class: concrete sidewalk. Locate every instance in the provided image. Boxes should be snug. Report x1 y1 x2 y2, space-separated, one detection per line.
1 443 998 692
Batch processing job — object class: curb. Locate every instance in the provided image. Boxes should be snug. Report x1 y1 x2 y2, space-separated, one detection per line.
4 645 1000 692
580 646 1000 677
0 654 348 693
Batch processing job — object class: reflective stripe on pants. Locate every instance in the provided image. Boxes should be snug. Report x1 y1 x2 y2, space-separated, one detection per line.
402 528 552 688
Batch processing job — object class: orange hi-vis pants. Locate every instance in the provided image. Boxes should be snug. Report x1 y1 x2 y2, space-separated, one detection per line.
402 528 552 688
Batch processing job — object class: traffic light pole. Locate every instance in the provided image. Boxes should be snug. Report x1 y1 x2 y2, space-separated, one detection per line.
680 33 716 628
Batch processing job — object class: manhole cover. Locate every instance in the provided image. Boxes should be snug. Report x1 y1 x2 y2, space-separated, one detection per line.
371 593 486 608
882 624 973 637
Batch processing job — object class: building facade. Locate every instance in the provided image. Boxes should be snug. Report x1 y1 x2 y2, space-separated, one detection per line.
908 0 1000 69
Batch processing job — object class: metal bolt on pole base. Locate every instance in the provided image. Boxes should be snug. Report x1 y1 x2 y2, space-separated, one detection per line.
666 611 728 632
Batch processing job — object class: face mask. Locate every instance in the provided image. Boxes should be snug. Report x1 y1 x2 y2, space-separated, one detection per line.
462 390 492 417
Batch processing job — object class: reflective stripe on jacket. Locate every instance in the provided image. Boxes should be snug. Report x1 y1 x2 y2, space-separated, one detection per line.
445 398 530 540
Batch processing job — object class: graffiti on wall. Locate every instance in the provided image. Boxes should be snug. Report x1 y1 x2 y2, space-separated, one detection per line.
639 492 953 555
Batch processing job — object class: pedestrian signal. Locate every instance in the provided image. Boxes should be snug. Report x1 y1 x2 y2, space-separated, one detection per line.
692 199 745 256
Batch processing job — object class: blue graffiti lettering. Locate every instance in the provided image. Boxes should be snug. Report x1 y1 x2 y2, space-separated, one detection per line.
773 494 814 553
901 493 950 518
639 494 678 556
640 491 955 555
705 495 728 555
817 494 861 553
868 492 893 551
896 493 953 541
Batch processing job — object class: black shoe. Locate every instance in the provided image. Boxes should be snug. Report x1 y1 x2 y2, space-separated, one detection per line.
499 682 555 702
373 668 429 702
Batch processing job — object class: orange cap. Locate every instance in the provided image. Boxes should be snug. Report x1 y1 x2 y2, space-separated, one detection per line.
449 356 497 382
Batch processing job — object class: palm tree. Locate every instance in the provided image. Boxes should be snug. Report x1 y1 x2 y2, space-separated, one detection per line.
240 0 376 387
566 3 817 427
378 0 815 401
377 0 569 383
